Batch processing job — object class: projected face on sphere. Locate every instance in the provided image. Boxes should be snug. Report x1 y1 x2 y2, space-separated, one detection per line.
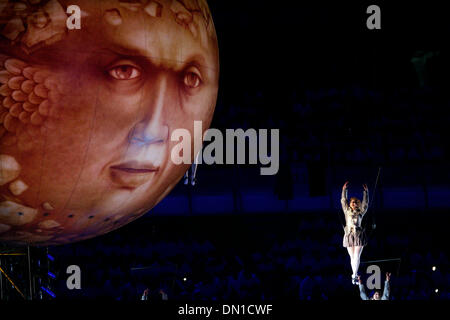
0 0 219 245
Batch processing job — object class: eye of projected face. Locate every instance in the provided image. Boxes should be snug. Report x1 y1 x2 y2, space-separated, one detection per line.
108 63 141 80
183 67 202 89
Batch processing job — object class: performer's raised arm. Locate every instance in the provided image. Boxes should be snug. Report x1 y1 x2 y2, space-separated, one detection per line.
357 276 369 300
341 181 349 211
361 184 369 216
381 273 391 300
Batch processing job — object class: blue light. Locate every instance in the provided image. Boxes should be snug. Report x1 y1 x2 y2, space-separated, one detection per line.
48 272 56 279
47 254 55 261
40 286 56 298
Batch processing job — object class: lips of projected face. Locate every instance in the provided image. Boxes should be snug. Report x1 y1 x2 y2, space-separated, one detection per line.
109 161 160 188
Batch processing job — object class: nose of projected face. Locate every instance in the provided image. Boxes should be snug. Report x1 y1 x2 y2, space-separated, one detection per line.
130 76 170 146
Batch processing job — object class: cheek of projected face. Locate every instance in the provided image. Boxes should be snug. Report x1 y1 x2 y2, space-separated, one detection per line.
0 0 218 245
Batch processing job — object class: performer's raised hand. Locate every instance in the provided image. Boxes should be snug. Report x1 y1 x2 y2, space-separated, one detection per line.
363 184 368 191
386 272 391 282
343 181 349 190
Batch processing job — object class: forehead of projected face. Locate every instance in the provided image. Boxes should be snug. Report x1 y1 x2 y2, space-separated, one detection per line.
84 0 216 64
1 0 218 67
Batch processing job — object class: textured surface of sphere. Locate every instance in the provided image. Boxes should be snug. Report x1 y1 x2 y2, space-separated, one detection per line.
0 0 219 245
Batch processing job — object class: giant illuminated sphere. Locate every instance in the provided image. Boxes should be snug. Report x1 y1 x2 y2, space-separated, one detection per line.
0 0 219 245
